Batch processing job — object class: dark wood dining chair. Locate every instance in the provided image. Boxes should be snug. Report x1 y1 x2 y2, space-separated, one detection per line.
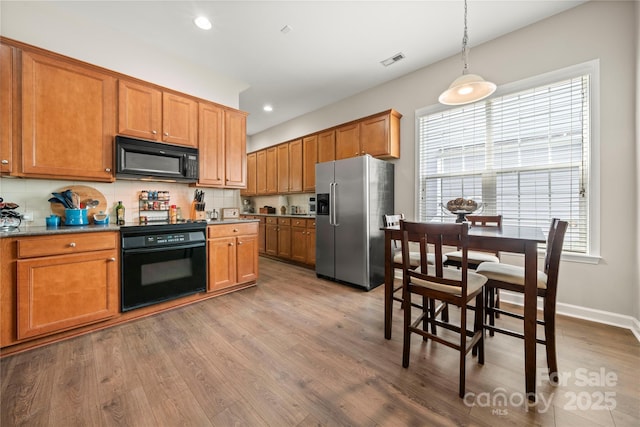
445 215 503 269
399 220 487 398
476 218 568 380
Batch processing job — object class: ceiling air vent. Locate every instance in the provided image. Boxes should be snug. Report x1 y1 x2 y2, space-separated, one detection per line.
380 52 405 67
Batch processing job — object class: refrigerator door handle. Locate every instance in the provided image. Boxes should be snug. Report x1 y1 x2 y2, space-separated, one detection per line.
329 182 335 226
332 182 339 226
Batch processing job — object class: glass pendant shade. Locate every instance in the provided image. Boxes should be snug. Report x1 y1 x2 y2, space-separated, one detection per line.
438 73 497 105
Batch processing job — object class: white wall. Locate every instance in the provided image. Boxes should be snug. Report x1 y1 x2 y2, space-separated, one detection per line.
249 1 639 323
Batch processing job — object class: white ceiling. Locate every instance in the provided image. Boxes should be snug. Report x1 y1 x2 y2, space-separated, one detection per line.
3 1 586 135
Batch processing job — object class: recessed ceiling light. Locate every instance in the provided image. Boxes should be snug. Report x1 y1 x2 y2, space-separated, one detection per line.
194 16 212 30
263 105 273 112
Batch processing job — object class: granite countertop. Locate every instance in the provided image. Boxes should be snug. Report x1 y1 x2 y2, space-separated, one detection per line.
0 218 260 238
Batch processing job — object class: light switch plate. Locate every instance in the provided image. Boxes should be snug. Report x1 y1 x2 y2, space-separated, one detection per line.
221 207 240 220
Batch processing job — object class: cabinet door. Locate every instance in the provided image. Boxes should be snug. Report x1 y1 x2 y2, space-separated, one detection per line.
208 237 236 291
291 226 307 263
236 234 258 284
257 219 266 254
16 250 118 340
335 123 360 160
306 222 316 265
277 143 289 193
360 110 401 159
242 152 257 196
256 150 267 194
289 139 303 193
198 102 224 186
1 44 13 174
318 130 335 163
266 147 278 194
265 224 278 256
118 80 161 141
162 92 198 147
22 51 116 181
277 225 291 259
302 135 317 192
224 109 247 188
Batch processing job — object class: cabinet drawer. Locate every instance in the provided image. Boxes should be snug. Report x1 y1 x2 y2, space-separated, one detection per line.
17 232 117 258
307 219 316 228
265 217 278 225
278 218 291 226
291 218 306 227
208 222 258 238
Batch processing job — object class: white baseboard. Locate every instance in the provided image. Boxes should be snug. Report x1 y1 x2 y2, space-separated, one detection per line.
499 292 640 343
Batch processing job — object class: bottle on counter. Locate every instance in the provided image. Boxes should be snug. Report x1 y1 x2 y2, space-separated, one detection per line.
116 201 125 225
169 205 177 224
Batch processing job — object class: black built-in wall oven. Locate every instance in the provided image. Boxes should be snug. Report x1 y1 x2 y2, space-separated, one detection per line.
120 222 207 312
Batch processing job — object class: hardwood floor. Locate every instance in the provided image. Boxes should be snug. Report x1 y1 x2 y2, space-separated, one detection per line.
2 257 639 426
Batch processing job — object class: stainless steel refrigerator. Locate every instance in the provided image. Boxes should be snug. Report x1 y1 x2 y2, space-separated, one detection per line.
315 155 394 290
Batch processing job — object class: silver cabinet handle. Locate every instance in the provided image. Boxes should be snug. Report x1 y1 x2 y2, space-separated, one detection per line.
105 168 111 172
1 160 8 164
238 241 243 245
164 132 169 136
69 242 76 248
108 257 116 262
152 130 157 135
228 242 234 246
233 228 239 232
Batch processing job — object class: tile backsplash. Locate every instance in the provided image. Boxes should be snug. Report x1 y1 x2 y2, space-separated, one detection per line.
0 177 241 225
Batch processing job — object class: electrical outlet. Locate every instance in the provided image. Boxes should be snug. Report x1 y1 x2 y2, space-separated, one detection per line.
22 211 34 222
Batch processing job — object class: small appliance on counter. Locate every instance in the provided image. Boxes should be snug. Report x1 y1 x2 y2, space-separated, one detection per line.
242 198 253 213
259 206 276 214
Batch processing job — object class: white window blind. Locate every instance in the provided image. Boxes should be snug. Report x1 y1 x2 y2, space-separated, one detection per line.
418 75 590 253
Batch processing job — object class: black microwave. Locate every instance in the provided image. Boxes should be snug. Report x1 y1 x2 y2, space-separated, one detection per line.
115 136 199 182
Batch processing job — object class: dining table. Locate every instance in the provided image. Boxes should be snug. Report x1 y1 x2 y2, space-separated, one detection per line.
382 223 546 402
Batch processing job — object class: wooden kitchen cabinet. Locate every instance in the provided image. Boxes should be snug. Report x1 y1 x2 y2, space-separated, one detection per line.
21 50 116 181
224 109 248 188
266 147 278 194
277 143 290 193
118 80 197 148
15 232 118 340
317 130 336 163
242 151 257 196
265 217 279 256
198 101 224 186
291 218 316 265
289 139 303 193
335 110 401 160
302 135 317 192
256 149 267 194
1 43 14 175
335 122 360 160
277 217 292 259
240 215 265 254
208 222 258 292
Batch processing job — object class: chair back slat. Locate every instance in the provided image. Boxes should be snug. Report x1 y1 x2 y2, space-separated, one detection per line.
400 220 469 295
544 218 568 299
465 214 502 228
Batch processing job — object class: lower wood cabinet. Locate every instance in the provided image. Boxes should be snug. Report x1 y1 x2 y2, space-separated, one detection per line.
207 222 259 292
258 215 315 266
291 218 316 265
15 232 118 340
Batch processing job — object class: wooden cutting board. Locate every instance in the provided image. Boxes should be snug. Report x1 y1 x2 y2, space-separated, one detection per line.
50 185 108 221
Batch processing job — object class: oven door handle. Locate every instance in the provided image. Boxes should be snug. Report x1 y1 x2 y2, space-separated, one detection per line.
122 242 205 254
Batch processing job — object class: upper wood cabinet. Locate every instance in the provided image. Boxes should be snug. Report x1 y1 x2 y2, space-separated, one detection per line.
266 147 278 194
242 151 257 196
256 150 267 194
317 130 335 163
118 80 197 148
335 110 401 160
289 139 303 193
197 102 247 189
1 44 13 175
198 101 224 186
224 109 248 188
302 135 317 192
21 50 116 181
335 122 360 160
277 143 289 193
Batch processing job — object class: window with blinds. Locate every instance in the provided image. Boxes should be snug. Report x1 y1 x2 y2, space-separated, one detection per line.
417 73 590 253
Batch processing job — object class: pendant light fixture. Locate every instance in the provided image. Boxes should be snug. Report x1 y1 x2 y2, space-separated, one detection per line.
439 0 496 105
